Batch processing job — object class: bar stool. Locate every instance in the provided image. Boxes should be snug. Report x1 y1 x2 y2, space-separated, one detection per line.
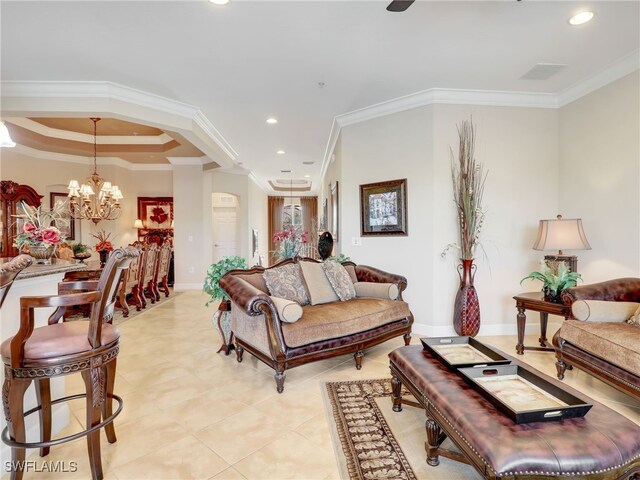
1 247 138 480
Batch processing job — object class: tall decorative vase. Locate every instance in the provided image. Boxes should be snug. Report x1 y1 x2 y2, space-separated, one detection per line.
453 259 481 337
99 250 109 268
29 244 54 265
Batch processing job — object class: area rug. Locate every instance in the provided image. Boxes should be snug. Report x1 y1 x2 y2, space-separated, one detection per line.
323 378 480 480
113 290 180 325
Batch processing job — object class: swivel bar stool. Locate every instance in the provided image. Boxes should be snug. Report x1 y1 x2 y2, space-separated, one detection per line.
1 247 138 480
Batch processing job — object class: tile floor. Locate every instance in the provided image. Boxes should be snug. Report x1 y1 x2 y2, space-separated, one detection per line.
4 290 639 479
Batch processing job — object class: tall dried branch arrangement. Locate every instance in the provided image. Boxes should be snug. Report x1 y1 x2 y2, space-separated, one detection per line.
450 118 487 260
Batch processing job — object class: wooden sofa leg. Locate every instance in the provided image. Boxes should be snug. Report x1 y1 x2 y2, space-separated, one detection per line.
275 368 286 394
403 333 411 346
354 351 364 370
556 359 567 380
235 345 244 363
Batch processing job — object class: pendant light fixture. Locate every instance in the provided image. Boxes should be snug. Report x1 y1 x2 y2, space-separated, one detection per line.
67 118 123 224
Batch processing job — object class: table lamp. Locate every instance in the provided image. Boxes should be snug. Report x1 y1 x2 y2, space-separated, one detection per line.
532 214 591 272
133 219 144 229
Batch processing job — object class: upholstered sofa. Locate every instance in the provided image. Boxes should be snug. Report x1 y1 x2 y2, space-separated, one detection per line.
219 258 413 392
553 277 640 400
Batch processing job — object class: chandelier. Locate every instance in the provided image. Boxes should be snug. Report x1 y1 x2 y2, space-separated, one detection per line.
67 118 123 224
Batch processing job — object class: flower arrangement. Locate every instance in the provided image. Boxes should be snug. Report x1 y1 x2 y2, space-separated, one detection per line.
12 201 68 251
442 118 488 260
203 255 249 306
521 260 582 303
91 230 114 252
272 225 308 262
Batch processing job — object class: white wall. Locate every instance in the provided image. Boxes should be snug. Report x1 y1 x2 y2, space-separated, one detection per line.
248 175 268 266
559 71 640 281
337 103 560 336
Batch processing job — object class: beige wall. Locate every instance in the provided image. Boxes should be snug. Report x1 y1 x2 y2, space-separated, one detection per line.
337 104 560 335
321 135 343 255
559 71 640 280
0 150 172 259
248 176 268 266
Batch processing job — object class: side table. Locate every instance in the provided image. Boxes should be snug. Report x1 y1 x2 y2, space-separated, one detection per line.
513 292 571 355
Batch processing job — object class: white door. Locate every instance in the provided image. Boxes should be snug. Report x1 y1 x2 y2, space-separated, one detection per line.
212 207 238 262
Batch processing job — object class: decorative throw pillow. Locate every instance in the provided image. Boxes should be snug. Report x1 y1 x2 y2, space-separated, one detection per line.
627 305 640 326
354 282 399 300
270 296 303 323
571 300 640 322
322 260 356 301
299 261 339 305
263 264 309 306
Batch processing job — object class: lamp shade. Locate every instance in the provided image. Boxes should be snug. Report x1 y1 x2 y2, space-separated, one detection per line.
133 219 144 229
533 215 591 252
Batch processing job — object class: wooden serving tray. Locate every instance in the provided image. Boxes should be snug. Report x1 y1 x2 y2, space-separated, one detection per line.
458 364 593 424
421 336 511 370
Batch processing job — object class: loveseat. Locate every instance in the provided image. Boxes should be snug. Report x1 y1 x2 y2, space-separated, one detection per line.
219 258 413 392
553 277 640 400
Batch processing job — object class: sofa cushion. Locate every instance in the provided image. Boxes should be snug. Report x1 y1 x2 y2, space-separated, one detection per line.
300 261 339 305
559 319 640 377
344 264 358 284
240 272 269 294
270 296 303 323
322 260 356 301
263 263 309 305
354 282 399 300
281 297 411 348
571 300 640 322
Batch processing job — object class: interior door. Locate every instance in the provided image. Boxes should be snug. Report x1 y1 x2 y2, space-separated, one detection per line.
212 207 238 262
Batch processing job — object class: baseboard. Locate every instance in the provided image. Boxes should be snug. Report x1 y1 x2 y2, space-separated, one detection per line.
172 283 202 291
411 320 563 338
1 405 69 473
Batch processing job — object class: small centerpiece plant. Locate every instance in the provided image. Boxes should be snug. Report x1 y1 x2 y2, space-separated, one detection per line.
91 230 114 266
203 255 249 307
521 260 582 303
272 225 308 262
72 242 92 263
13 201 68 262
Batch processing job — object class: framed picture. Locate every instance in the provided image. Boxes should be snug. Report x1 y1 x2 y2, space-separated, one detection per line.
49 192 76 241
360 178 408 236
138 197 174 234
330 181 339 242
252 228 259 257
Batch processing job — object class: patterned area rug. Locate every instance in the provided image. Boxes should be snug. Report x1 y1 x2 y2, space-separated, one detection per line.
323 378 479 480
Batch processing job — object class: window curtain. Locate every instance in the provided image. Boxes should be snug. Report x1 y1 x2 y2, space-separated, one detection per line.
268 196 284 266
300 196 318 258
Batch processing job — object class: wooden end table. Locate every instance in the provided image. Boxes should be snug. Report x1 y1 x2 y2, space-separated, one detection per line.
513 292 571 355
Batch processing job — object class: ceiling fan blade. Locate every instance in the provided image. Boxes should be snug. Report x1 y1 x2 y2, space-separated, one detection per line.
386 0 415 12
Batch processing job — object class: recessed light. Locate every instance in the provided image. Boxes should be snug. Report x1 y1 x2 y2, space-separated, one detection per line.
277 150 285 155
266 118 278 124
209 0 229 5
569 11 594 25
304 175 310 178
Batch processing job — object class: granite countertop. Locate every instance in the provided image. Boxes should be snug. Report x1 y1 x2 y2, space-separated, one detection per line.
13 259 88 280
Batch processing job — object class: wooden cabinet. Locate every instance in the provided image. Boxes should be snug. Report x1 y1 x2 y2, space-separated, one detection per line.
0 181 43 258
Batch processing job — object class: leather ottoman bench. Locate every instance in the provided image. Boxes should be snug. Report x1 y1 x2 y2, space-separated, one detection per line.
389 345 640 480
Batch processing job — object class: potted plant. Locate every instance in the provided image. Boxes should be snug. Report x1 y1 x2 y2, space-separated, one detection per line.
72 242 92 263
12 201 68 264
91 230 114 267
521 260 582 303
272 225 308 262
203 255 249 354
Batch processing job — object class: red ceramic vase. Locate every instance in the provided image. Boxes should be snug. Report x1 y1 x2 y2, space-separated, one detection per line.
453 259 481 337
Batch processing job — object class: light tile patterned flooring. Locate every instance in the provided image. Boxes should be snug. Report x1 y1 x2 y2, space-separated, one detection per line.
5 290 640 479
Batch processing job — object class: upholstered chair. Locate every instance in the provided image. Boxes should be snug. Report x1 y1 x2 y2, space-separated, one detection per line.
1 247 138 480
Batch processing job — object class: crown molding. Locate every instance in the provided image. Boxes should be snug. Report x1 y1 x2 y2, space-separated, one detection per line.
4 117 172 145
0 80 236 168
320 53 640 179
167 157 205 166
9 144 173 171
557 50 640 107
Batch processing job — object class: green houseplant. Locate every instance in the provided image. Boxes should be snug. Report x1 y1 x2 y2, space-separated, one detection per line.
204 255 249 355
521 260 582 303
72 242 92 263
